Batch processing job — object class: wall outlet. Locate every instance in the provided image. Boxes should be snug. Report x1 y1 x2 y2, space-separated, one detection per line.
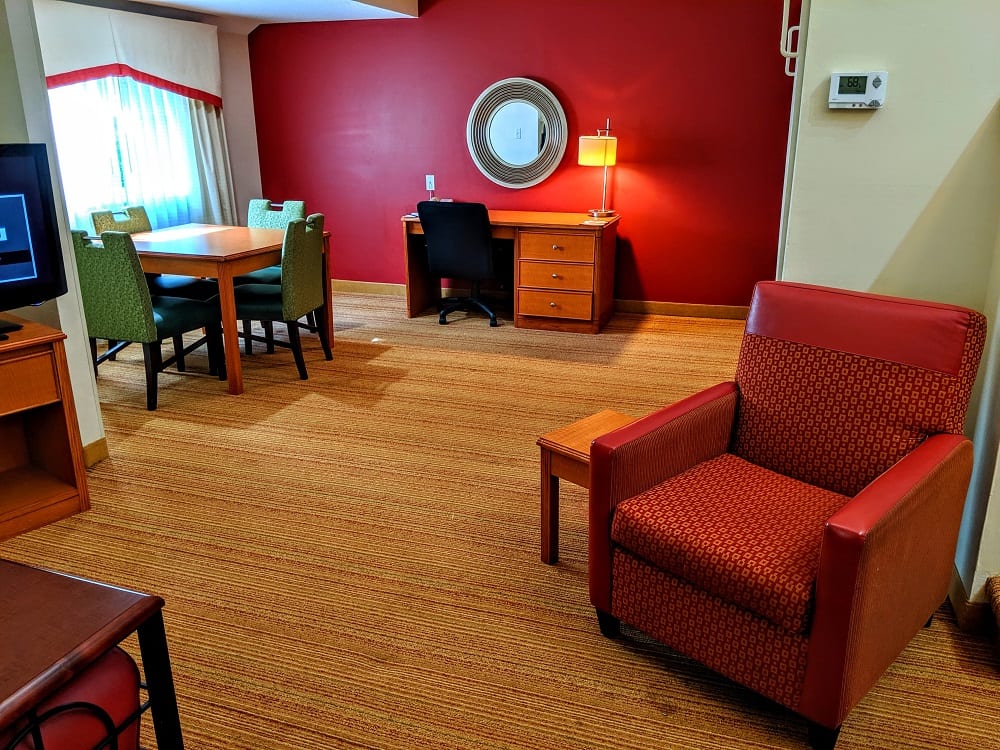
425 174 435 191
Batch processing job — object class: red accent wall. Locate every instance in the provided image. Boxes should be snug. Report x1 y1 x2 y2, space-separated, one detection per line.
249 0 795 306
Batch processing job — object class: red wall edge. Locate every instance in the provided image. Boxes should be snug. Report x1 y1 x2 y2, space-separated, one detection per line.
249 0 795 306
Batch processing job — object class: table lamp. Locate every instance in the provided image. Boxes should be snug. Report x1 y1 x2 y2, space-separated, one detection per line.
578 118 618 218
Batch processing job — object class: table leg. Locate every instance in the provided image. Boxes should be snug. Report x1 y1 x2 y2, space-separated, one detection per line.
540 447 559 564
137 611 184 750
216 266 243 394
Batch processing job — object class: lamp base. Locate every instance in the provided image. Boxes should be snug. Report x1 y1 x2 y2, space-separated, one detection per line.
588 208 617 218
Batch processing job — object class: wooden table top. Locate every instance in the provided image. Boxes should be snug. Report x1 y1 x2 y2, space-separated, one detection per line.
403 210 620 232
130 223 286 260
0 560 163 731
537 409 635 462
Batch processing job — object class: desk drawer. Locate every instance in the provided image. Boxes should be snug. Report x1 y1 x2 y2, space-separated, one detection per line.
519 232 595 263
0 352 59 417
517 289 593 320
519 261 594 292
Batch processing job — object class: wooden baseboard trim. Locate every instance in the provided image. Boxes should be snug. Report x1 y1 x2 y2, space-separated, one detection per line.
948 568 994 633
331 280 405 296
82 437 109 468
332 282 750 321
614 299 749 320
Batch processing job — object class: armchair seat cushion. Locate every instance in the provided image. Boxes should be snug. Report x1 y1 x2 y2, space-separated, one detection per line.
612 453 850 633
233 282 282 321
151 295 221 339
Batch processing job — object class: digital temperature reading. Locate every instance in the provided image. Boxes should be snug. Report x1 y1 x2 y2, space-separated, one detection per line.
828 71 888 109
837 75 868 95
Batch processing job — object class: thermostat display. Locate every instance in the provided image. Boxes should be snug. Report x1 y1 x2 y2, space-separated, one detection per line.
828 71 888 109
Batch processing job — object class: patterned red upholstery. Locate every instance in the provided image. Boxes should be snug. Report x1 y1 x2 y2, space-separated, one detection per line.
589 281 988 741
612 453 850 633
734 327 984 496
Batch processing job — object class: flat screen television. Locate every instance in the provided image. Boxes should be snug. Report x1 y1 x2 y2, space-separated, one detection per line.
0 143 67 337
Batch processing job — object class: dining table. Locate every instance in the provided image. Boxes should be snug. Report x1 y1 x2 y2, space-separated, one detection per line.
130 223 333 395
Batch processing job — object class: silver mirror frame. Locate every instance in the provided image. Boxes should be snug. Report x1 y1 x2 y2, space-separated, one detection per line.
466 77 568 189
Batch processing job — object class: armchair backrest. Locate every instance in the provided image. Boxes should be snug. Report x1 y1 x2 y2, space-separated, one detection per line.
91 206 152 235
72 230 157 343
280 214 325 321
732 281 986 496
416 200 494 282
248 199 306 229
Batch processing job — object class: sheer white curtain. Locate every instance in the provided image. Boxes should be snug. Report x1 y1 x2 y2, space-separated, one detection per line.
48 76 235 232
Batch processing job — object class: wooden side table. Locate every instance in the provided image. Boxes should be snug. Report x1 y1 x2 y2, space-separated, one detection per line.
0 560 184 748
537 410 634 564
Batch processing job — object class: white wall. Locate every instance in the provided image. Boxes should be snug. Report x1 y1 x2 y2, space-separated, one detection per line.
2 0 105 449
218 30 261 224
781 0 1000 602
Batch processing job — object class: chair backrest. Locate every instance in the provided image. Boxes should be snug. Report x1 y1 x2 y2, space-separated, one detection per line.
248 199 306 229
732 281 987 496
280 214 325 321
91 206 152 235
416 201 494 282
72 230 157 343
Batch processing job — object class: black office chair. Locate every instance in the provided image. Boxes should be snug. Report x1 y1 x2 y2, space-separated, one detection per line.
417 200 499 327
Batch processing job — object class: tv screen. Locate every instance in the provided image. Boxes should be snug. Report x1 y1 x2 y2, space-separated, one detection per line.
0 143 66 335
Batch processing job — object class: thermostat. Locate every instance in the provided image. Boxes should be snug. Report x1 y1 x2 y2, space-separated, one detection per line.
828 71 888 109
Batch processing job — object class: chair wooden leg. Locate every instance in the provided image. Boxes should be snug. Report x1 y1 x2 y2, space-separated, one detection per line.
263 321 275 354
89 337 98 377
172 334 185 372
206 322 226 381
242 320 253 354
807 721 841 750
287 322 307 380
315 306 332 360
596 610 620 638
108 339 119 360
142 342 162 410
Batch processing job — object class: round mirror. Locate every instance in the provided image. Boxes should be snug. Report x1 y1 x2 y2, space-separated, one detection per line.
467 78 567 189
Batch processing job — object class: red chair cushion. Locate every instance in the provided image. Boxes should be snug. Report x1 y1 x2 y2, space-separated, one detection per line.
612 453 850 633
1 646 141 750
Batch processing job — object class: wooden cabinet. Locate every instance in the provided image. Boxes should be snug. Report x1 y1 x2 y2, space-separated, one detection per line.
0 316 89 541
515 219 619 333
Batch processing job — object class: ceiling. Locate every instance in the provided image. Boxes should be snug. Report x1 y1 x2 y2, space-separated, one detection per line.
117 0 418 33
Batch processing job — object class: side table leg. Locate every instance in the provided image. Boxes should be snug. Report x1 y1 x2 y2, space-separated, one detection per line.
540 447 559 564
137 611 184 749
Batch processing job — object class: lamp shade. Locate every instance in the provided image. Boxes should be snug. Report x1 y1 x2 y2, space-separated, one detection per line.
578 135 617 167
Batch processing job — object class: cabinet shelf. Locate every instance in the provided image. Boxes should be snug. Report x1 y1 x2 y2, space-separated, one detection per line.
0 317 89 541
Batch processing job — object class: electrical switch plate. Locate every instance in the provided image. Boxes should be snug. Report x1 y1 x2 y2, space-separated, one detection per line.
425 174 435 191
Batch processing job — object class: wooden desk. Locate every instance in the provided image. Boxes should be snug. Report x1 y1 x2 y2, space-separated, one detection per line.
131 224 333 395
537 409 634 564
0 560 183 748
403 210 619 333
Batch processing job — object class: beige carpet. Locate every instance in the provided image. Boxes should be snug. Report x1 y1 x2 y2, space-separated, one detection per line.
4 294 999 749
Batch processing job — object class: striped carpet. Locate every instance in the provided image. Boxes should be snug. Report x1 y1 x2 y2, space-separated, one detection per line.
4 293 999 749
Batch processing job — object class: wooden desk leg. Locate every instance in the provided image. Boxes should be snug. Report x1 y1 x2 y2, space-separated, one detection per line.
403 228 436 317
216 266 243 395
540 447 559 564
322 236 334 351
137 611 184 750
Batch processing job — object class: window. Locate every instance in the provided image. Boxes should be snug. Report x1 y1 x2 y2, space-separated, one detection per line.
48 76 207 233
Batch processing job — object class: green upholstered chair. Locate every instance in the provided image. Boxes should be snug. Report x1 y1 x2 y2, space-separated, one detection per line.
235 199 311 348
90 206 218 301
233 214 332 379
72 230 226 410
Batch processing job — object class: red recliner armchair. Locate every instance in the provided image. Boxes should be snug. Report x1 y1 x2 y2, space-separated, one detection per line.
589 281 987 749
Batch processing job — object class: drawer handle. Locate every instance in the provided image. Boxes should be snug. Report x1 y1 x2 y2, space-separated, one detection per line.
551 244 561 251
549 302 557 308
551 273 559 279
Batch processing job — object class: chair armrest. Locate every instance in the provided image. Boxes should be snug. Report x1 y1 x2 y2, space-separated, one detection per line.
800 433 974 727
588 382 738 612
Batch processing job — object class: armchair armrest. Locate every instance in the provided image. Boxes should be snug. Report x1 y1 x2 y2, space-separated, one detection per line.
800 433 974 727
588 382 738 611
